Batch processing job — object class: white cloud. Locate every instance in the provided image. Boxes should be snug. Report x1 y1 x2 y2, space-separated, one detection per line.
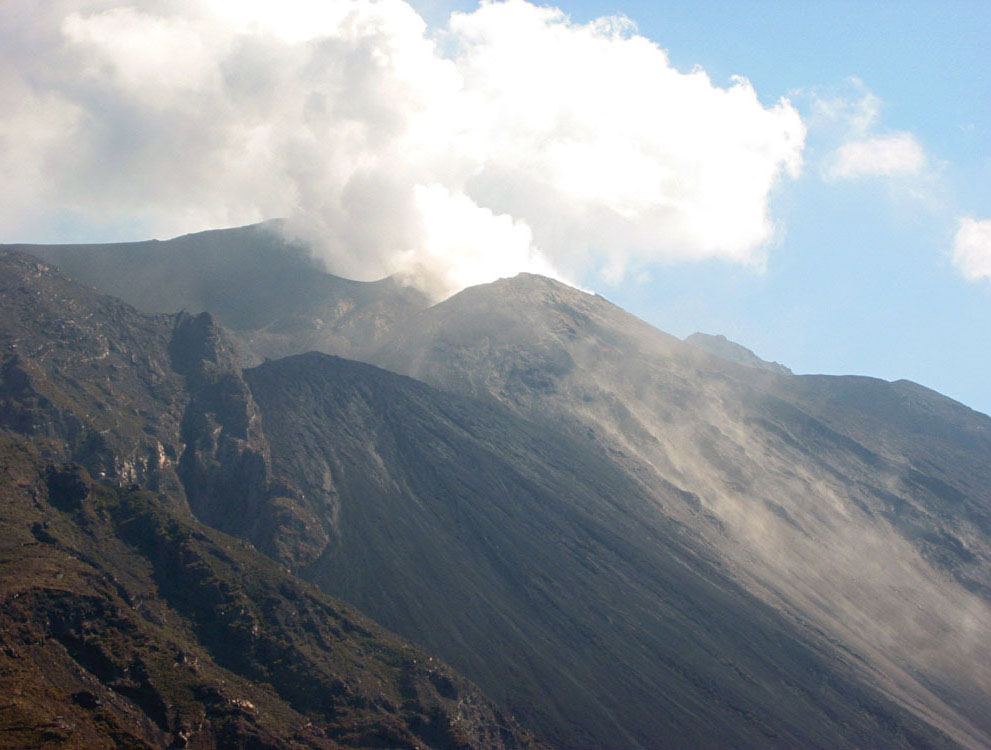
0 0 805 299
807 79 881 136
825 132 926 180
812 79 928 183
953 218 991 282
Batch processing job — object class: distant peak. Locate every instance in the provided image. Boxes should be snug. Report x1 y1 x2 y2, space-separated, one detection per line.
166 218 287 242
468 271 590 301
685 332 791 375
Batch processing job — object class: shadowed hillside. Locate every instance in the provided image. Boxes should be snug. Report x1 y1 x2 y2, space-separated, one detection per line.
7 223 428 363
0 444 539 749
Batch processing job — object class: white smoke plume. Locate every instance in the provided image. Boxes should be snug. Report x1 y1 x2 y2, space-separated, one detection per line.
0 0 805 299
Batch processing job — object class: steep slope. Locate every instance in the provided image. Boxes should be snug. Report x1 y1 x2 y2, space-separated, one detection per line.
243 351 970 750
0 250 187 493
0 249 332 565
0 442 538 750
6 223 429 363
0 251 539 749
370 273 991 748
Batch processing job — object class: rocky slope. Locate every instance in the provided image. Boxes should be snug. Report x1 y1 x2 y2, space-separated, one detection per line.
0 444 537 750
0 250 539 750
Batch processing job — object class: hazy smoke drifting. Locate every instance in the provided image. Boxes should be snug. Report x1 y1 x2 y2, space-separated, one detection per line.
0 0 805 299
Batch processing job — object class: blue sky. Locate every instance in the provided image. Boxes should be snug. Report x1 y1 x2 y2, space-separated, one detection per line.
2 0 989 413
415 0 991 414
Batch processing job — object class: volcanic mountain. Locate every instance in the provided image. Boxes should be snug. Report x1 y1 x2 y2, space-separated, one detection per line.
3 224 991 749
0 250 538 750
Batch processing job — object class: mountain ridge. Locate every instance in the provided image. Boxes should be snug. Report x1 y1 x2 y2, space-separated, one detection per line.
364 269 991 748
7 223 430 364
0 249 541 749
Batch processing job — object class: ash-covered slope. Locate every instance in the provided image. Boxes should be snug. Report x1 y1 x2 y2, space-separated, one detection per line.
6 222 428 363
243 351 967 750
0 251 539 750
370 273 991 749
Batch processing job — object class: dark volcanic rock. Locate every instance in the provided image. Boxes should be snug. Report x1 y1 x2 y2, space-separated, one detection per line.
0 250 187 493
369 272 991 749
45 464 92 511
0 252 328 566
170 311 271 531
